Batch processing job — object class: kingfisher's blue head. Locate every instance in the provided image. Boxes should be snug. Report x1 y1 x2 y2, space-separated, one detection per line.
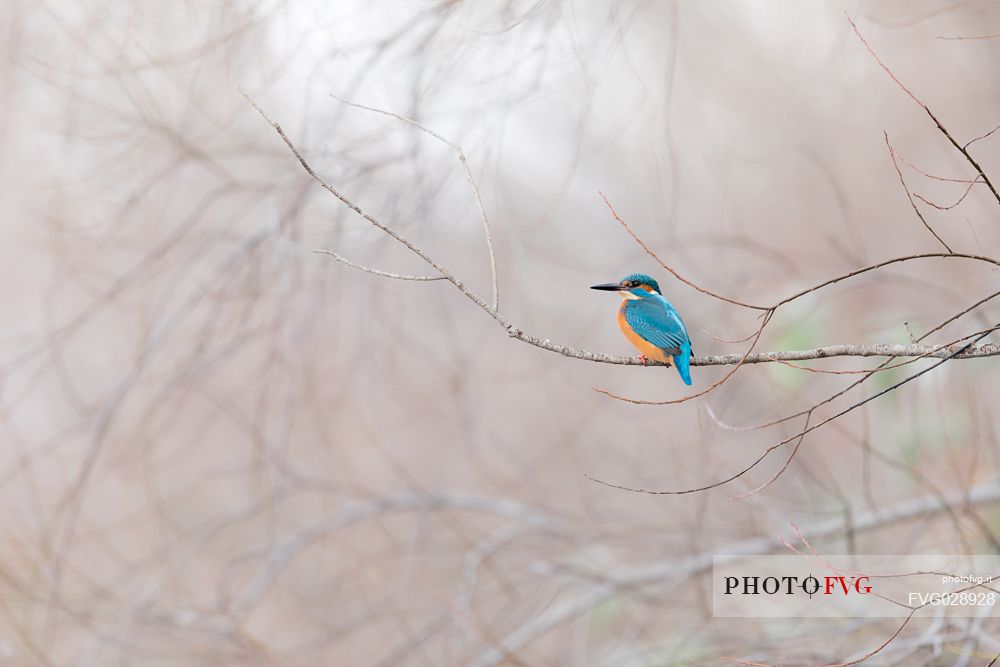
590 273 662 298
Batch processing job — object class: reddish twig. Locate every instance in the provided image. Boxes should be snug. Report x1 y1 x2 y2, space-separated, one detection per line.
586 325 997 494
595 311 772 405
901 154 983 183
731 410 813 500
914 179 980 211
964 121 1000 149
849 16 1000 208
884 133 952 251
599 192 770 310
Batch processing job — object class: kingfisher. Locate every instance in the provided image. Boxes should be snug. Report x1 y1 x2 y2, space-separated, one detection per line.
591 273 693 385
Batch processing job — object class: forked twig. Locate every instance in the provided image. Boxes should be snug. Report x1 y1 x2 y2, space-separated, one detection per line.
586 325 997 495
330 94 500 312
884 132 952 251
849 16 1000 208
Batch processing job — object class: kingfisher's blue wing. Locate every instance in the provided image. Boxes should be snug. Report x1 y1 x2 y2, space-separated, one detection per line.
623 295 691 354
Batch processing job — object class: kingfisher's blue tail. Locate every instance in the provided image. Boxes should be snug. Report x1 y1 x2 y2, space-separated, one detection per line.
673 346 692 386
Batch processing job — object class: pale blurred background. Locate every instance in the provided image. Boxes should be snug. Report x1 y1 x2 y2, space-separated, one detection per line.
2 1 1000 665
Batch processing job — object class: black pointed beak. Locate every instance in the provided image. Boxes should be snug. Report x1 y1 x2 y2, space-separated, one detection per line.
590 282 622 292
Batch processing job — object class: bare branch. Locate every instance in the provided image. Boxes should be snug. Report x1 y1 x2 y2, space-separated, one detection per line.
900 153 983 183
732 409 813 500
884 132 953 251
938 31 1000 41
599 192 769 310
586 325 998 495
694 342 1000 366
913 179 979 211
964 120 1000 149
706 288 1000 433
330 95 500 312
312 249 446 281
849 16 1000 208
729 614 916 667
596 312 772 404
769 252 1000 309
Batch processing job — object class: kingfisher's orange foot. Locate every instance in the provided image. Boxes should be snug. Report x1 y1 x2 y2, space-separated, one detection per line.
639 355 648 365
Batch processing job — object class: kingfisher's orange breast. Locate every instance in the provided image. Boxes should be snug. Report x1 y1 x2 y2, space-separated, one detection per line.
617 302 673 365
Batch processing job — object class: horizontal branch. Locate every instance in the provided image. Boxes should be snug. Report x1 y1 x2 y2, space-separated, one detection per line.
528 341 1000 367
693 342 1000 366
240 92 999 378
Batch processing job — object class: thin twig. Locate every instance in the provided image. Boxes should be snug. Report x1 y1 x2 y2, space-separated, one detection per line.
703 288 1000 433
819 614 915 667
914 179 979 211
964 121 1000 149
586 325 998 494
330 94 500 312
599 192 769 310
312 249 446 281
884 132 952 251
849 16 1000 208
901 154 983 183
731 410 813 500
770 252 1000 309
596 312 772 404
938 31 1000 41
